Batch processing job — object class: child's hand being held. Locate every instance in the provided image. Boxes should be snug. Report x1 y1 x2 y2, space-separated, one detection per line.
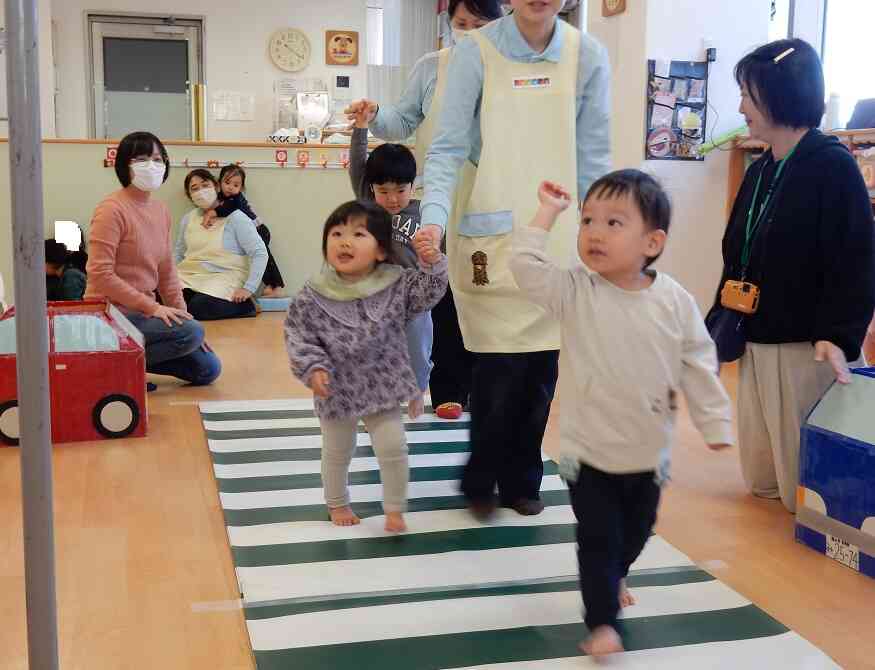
538 181 572 213
414 236 440 265
310 370 332 398
201 209 217 229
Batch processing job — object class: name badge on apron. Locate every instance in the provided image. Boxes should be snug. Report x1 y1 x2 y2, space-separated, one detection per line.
512 75 551 89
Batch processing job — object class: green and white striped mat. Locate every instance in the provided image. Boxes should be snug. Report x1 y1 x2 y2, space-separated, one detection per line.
200 398 837 670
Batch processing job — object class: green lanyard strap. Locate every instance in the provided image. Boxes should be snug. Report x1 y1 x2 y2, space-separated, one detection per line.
741 143 797 269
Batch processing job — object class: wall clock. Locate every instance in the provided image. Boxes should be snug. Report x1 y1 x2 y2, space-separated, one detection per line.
269 28 311 72
602 0 626 17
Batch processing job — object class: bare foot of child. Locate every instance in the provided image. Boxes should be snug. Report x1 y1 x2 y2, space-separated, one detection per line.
329 505 360 526
385 511 407 533
579 625 624 659
408 395 424 420
619 579 636 608
262 286 286 298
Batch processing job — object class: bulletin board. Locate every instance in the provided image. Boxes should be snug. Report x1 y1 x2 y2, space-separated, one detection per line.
645 59 709 161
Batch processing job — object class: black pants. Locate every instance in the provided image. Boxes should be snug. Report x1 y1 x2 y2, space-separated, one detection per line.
256 224 285 288
461 350 559 504
429 285 473 407
183 288 256 321
568 462 661 633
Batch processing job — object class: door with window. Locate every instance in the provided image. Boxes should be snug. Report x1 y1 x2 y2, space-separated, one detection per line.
90 15 203 140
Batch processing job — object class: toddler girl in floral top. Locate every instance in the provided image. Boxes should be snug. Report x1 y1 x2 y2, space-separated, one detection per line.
284 200 447 532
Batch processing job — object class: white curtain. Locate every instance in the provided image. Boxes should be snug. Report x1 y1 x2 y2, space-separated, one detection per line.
367 0 437 107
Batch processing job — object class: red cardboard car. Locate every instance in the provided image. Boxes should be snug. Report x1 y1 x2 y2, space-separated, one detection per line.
0 300 147 445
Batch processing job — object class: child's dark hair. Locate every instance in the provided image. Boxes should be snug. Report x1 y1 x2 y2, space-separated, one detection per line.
322 200 393 261
365 143 416 190
449 0 504 21
44 239 68 268
583 169 671 268
219 164 246 190
734 38 824 130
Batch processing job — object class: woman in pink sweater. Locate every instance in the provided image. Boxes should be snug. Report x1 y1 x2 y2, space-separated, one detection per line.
85 131 221 387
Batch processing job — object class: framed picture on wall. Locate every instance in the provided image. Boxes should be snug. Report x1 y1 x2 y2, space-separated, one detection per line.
326 30 359 66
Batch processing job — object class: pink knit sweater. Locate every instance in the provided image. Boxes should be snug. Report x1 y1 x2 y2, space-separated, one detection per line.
85 187 185 315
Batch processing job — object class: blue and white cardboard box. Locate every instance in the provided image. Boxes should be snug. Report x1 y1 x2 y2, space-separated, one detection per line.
796 368 875 579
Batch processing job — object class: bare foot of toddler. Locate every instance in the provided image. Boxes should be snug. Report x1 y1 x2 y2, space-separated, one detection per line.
579 625 624 659
619 579 636 608
329 505 360 526
385 511 407 533
408 395 424 420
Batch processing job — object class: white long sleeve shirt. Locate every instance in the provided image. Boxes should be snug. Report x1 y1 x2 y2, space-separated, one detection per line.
510 227 734 477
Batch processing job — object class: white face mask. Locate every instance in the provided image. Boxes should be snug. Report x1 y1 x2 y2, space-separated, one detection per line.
191 187 217 210
130 160 166 192
451 28 469 45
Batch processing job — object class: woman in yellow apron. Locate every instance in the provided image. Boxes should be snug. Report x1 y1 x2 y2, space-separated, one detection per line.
175 169 268 321
345 0 503 419
419 0 612 517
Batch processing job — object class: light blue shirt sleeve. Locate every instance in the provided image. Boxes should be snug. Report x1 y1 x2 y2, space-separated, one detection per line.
370 52 439 141
174 211 193 265
420 37 484 230
224 211 268 294
576 36 612 198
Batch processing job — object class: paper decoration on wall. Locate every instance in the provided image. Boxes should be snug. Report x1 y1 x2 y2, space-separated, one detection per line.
645 60 710 161
296 91 331 129
212 91 256 122
274 77 327 132
326 30 359 66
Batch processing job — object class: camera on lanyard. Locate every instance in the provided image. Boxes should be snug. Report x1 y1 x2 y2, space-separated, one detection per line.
720 280 760 315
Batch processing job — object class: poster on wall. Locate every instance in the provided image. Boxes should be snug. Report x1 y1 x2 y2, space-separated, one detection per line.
326 30 359 66
645 60 709 161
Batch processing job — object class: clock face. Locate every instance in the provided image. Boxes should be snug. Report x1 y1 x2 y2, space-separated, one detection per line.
269 28 311 72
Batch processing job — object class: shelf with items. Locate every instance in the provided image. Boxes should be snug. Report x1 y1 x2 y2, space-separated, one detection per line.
727 129 875 215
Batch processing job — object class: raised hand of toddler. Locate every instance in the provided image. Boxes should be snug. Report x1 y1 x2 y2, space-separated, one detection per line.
345 99 378 128
538 181 572 213
530 181 573 232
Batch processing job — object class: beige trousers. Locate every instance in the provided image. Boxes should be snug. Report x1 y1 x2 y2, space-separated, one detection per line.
320 407 409 513
737 342 837 513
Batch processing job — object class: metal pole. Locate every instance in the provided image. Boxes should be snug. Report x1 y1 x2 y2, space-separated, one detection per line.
4 0 60 668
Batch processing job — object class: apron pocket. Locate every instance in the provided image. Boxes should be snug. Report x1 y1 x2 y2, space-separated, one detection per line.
458 210 513 237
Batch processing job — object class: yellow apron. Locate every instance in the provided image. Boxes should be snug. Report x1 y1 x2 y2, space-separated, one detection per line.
452 26 581 353
176 212 251 301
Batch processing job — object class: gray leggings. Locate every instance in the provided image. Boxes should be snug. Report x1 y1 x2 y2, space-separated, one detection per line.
320 407 409 513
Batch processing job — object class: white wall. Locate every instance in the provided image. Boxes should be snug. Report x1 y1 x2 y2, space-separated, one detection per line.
51 0 368 140
0 0 56 138
588 0 769 311
587 0 648 168
644 0 769 311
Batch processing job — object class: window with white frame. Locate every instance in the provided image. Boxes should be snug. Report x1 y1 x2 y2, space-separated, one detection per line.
822 0 875 127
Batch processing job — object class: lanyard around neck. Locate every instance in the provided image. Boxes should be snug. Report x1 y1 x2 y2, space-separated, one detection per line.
741 144 797 268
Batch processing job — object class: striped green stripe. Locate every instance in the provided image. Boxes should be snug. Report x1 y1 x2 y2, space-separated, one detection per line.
245 567 715 620
211 441 471 465
206 421 469 441
201 407 440 422
233 523 576 567
223 489 571 526
218 462 560 493
252 605 788 670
